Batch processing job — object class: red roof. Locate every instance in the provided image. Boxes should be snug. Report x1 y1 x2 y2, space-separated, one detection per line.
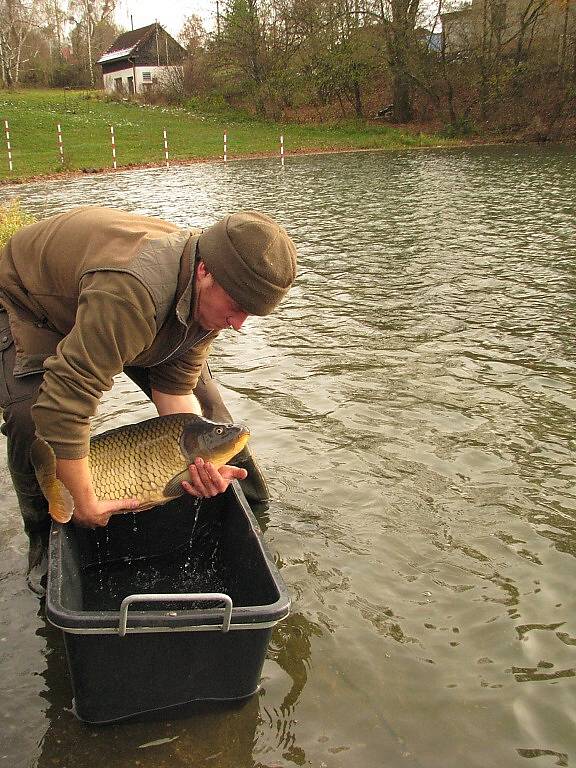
97 23 183 65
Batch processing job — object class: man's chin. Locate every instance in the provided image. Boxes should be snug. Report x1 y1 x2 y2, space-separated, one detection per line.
199 322 223 332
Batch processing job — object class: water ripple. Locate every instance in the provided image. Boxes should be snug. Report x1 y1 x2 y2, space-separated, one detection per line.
2 145 576 768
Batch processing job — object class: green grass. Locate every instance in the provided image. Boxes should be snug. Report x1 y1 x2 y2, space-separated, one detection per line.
0 88 451 182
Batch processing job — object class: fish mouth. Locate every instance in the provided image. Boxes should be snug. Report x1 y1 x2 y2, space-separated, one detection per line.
225 429 250 461
227 424 250 448
234 430 250 453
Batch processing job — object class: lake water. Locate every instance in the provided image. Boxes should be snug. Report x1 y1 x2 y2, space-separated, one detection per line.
1 145 575 768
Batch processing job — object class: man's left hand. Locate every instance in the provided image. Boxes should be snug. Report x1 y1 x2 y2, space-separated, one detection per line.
181 457 248 498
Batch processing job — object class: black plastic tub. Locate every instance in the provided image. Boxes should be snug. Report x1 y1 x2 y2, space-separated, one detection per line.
45 482 290 724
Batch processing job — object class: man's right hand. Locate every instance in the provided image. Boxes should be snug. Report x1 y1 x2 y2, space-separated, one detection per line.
71 497 140 528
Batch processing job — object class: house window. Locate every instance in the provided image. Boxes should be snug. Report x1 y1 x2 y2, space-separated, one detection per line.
142 72 152 82
114 77 122 91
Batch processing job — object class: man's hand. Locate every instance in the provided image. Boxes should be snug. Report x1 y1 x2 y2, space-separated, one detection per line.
72 496 140 528
152 388 247 498
181 457 247 498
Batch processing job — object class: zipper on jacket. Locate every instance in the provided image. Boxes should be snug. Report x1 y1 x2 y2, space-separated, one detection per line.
14 368 46 378
153 329 213 367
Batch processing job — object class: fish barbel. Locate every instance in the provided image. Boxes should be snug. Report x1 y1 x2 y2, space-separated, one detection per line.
30 413 250 524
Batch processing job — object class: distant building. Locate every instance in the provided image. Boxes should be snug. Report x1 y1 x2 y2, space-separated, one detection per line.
427 31 443 52
417 27 443 52
97 23 186 95
441 0 571 57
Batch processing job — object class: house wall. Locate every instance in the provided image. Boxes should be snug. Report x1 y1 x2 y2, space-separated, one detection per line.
442 0 574 56
102 64 184 94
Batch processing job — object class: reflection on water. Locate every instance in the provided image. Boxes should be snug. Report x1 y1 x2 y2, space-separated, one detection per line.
1 145 575 767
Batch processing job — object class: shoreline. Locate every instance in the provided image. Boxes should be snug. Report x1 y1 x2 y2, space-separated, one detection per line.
0 137 547 187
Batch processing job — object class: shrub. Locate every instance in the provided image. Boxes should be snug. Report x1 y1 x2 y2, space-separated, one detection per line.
440 117 476 138
50 63 85 89
0 200 34 248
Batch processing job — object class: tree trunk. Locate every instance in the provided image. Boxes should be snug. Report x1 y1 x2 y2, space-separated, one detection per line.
392 69 413 121
440 34 457 123
84 0 94 87
559 0 570 80
53 0 62 57
385 0 418 123
15 32 23 83
86 19 94 86
0 33 9 86
353 79 363 117
479 0 490 120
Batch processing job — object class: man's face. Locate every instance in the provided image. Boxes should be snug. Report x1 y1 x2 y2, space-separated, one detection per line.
194 261 250 332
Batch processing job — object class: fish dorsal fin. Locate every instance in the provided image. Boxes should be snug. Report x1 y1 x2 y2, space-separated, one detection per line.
163 470 190 499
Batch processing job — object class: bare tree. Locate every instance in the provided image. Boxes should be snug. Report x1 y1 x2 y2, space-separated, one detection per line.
0 0 41 85
68 0 117 86
558 0 573 80
179 13 207 53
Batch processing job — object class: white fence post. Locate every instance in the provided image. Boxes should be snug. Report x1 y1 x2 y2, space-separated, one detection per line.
4 120 13 172
223 131 227 162
57 123 64 165
280 134 284 167
163 128 169 169
110 125 117 170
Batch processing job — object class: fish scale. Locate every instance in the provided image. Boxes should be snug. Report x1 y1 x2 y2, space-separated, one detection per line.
89 416 189 504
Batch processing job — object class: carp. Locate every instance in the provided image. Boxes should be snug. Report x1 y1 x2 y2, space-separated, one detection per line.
30 413 250 524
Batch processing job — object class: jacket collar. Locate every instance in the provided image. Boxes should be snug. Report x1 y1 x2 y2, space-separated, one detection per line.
175 231 202 327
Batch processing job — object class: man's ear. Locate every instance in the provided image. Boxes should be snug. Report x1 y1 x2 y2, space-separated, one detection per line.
195 260 216 293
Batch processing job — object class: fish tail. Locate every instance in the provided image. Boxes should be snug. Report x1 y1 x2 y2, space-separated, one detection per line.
30 438 74 524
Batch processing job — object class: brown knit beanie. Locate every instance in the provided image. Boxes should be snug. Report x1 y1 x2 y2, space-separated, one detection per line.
198 211 297 316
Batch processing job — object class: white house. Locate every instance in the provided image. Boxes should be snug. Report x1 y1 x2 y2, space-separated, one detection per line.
97 23 186 95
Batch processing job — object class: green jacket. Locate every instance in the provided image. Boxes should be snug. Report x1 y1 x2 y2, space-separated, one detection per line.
0 206 218 459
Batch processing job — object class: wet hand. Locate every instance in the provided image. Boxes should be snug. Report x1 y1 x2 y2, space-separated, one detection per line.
182 457 248 498
71 497 140 528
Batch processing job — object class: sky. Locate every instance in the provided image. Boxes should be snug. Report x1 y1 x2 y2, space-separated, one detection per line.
114 0 217 38
113 0 442 39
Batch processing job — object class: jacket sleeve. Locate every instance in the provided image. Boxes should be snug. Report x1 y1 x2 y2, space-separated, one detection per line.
148 332 217 395
31 272 157 459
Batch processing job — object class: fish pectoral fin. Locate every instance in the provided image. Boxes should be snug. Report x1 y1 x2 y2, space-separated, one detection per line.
30 438 74 524
163 470 190 499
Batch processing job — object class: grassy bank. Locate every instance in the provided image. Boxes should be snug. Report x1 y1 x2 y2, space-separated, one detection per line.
0 199 34 244
0 89 454 183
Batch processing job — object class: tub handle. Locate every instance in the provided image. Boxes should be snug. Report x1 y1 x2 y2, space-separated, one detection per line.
118 593 233 637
